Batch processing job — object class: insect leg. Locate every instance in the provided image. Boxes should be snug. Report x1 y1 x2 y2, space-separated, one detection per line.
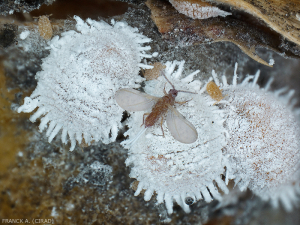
163 83 168 95
160 116 165 137
142 113 150 126
161 71 175 89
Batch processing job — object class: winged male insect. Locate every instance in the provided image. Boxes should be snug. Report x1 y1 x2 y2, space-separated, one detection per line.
115 72 198 145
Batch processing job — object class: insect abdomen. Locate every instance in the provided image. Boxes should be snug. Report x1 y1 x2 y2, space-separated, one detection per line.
145 96 171 127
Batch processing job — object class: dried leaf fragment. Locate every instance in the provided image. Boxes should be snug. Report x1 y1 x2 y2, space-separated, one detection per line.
206 81 224 102
144 62 166 80
208 0 300 46
38 15 52 40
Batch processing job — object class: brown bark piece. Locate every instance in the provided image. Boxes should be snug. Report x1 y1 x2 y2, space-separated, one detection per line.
146 0 300 66
207 0 300 46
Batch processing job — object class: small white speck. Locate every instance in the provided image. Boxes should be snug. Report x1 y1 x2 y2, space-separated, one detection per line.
152 52 159 57
162 218 172 223
19 30 30 40
9 10 14 14
66 203 75 211
90 161 112 173
269 59 275 66
18 151 23 157
296 13 300 21
51 207 59 217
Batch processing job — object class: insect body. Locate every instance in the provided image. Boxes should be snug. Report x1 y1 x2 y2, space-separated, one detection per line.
115 74 198 144
144 89 176 128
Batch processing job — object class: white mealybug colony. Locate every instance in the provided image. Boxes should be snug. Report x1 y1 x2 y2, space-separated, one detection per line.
116 61 300 214
18 16 154 151
169 0 231 20
207 64 300 212
16 13 300 216
121 61 229 214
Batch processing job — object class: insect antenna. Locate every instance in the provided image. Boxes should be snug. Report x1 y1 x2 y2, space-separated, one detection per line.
161 71 175 89
161 71 198 94
177 90 198 95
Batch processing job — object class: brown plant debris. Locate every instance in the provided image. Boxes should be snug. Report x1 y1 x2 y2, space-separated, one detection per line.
208 0 300 46
146 0 300 67
143 62 166 80
38 15 53 40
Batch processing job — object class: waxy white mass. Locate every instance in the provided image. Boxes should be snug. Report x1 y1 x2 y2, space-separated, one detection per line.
18 16 154 151
209 64 300 212
123 61 228 214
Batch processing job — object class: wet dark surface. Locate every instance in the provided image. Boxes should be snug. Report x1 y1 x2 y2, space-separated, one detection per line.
29 0 128 20
0 24 17 48
0 0 53 15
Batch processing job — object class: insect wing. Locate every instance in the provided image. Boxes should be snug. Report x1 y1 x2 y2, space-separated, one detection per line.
166 106 198 144
115 88 158 112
